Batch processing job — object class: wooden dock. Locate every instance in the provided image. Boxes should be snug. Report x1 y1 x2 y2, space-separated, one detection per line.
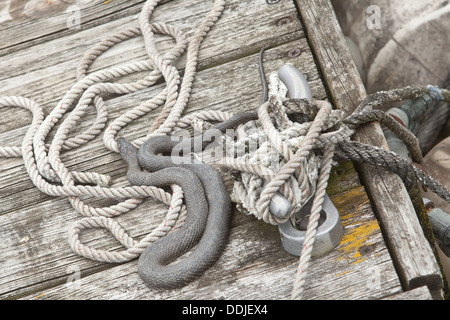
0 0 444 300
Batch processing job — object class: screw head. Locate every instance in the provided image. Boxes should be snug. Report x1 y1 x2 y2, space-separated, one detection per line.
287 48 302 58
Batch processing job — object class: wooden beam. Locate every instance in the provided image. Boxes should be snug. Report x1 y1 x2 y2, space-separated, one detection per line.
294 0 443 295
382 286 433 300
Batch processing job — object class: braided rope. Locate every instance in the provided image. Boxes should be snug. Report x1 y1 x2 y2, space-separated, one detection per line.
344 109 423 163
256 100 332 225
291 145 335 299
1 0 226 264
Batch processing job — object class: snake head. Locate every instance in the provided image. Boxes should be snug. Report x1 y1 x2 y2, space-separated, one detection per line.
117 137 138 163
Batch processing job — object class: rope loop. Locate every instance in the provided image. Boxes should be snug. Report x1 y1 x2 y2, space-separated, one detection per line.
0 0 227 265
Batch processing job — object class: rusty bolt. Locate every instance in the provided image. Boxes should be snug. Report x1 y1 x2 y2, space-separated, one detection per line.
287 48 301 58
423 198 435 212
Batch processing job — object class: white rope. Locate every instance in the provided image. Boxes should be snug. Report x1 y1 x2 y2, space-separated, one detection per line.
224 73 346 226
290 145 335 299
0 0 226 263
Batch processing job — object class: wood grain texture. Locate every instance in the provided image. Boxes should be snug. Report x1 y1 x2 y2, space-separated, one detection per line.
0 0 403 299
382 285 433 300
295 0 443 296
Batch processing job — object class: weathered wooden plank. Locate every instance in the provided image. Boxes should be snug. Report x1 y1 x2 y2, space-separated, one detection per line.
0 0 325 298
382 285 433 300
0 0 302 82
0 0 304 136
0 0 306 215
0 1 149 55
0 0 401 300
0 39 324 216
0 42 343 300
295 0 443 295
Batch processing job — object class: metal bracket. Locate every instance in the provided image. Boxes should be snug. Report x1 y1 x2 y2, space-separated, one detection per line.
424 198 450 257
276 64 343 256
278 193 344 257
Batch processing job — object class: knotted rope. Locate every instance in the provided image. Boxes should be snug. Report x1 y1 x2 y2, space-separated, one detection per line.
207 72 450 298
2 0 450 300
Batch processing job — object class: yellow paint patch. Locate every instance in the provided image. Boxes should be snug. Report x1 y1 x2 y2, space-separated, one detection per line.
334 270 352 278
327 184 381 265
336 219 380 263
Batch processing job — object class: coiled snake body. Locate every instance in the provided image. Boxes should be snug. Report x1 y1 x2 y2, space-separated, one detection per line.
117 112 256 289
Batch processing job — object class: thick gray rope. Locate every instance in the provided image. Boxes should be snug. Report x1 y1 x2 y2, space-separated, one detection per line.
280 86 450 206
335 140 450 203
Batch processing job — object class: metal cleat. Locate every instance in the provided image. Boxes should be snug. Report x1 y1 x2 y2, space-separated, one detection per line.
276 64 343 256
278 193 344 257
428 207 450 257
278 64 313 102
267 63 311 220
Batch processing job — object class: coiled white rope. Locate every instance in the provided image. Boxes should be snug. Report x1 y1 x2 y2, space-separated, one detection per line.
0 0 226 262
224 73 347 227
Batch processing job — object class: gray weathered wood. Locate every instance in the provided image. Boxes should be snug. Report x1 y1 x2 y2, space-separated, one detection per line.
0 0 403 299
0 46 399 299
382 285 433 300
17 173 401 300
295 0 443 296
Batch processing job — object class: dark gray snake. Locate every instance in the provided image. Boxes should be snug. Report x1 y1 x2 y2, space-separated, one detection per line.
117 112 256 289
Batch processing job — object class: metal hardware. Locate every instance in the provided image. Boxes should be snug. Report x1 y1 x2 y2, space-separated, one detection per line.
424 198 450 257
276 64 342 256
266 63 312 220
278 193 344 257
277 64 312 102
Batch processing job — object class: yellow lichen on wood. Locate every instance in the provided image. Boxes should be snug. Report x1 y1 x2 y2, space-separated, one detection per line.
328 185 382 265
337 219 379 264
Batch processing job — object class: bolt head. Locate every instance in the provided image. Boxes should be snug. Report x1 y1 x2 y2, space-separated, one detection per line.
287 48 301 58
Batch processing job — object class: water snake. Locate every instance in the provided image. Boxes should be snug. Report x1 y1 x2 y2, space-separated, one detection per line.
117 112 256 289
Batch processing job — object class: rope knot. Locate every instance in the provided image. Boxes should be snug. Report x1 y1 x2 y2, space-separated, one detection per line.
228 72 348 225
